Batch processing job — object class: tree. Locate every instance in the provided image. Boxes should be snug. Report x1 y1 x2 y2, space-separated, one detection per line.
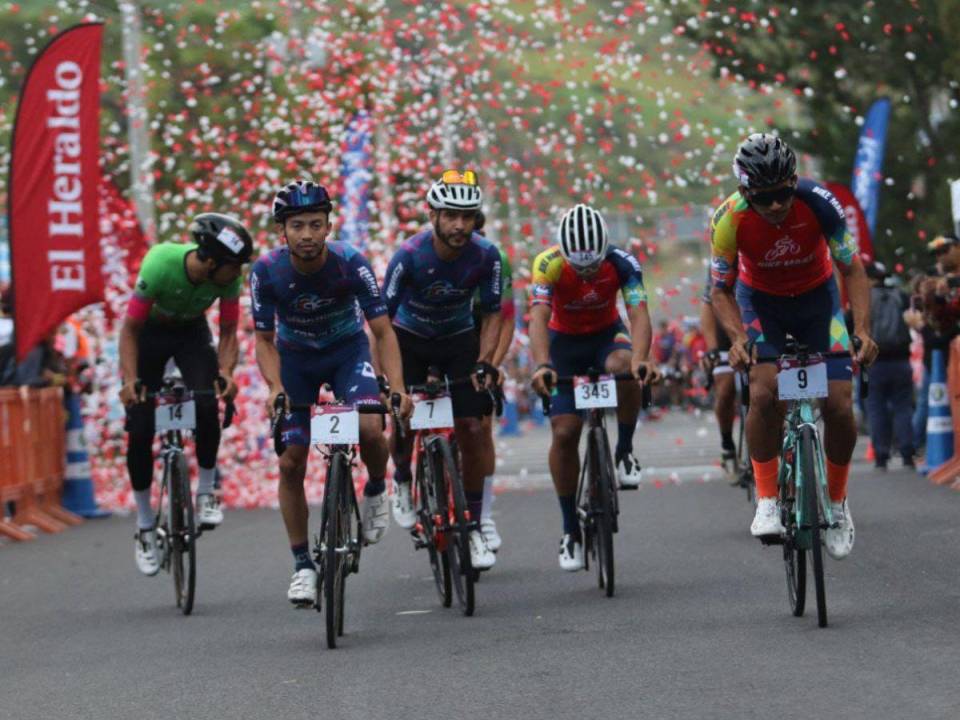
673 0 960 265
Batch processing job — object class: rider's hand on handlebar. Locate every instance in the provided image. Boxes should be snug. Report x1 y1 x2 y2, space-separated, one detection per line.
215 374 239 401
119 379 145 407
531 364 557 397
471 361 499 392
632 358 660 385
394 390 414 420
267 387 289 420
852 332 879 367
728 338 753 372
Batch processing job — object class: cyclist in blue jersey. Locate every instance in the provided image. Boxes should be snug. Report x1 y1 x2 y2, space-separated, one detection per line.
383 170 503 571
252 180 413 606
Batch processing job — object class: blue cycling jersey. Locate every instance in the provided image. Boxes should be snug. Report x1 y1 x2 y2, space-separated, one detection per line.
383 229 502 339
250 242 386 351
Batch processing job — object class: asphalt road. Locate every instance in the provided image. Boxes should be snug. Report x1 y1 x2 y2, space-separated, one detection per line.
2 413 960 720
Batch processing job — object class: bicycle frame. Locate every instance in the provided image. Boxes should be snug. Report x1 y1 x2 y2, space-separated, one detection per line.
777 399 834 546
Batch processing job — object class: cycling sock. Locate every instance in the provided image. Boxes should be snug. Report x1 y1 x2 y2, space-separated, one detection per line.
558 494 579 537
481 475 495 522
825 458 850 503
393 463 412 486
466 490 483 524
133 489 154 530
197 466 216 496
751 457 779 499
721 431 735 452
363 477 386 497
615 421 635 459
291 542 314 572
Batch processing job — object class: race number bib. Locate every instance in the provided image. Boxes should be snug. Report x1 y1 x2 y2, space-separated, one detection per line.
311 405 360 445
777 358 828 400
410 393 454 430
573 375 618 409
155 397 197 432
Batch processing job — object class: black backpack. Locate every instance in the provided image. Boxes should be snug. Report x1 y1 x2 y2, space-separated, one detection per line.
870 287 911 354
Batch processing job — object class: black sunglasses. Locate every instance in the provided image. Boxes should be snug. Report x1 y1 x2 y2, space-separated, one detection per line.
747 185 796 207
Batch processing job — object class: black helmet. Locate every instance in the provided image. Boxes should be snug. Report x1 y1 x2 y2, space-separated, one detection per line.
272 180 333 222
732 133 797 189
191 213 254 264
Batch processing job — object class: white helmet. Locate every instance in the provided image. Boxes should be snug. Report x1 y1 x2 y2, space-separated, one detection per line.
427 174 483 211
557 204 609 268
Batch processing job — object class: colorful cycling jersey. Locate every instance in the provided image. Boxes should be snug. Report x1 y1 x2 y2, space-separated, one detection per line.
383 229 502 339
128 242 241 324
250 242 386 352
530 245 647 334
472 243 515 325
710 178 857 296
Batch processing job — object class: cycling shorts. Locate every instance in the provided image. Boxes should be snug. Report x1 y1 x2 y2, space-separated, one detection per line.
279 332 380 447
396 327 493 419
736 277 852 381
547 321 632 416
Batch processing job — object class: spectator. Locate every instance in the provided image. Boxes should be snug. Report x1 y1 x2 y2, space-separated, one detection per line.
865 261 915 469
0 284 13 384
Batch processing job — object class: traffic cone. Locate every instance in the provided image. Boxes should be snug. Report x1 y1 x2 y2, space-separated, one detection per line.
922 349 953 475
864 440 875 462
60 393 111 518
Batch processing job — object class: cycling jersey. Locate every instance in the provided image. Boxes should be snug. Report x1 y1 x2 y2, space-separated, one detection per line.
472 243 515 328
710 178 857 296
250 242 386 352
128 242 241 324
383 229 502 339
530 245 647 334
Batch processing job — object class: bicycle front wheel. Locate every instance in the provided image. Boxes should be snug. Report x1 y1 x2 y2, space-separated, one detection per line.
170 453 196 616
324 455 349 648
800 426 827 628
438 440 475 617
589 427 616 597
418 449 451 607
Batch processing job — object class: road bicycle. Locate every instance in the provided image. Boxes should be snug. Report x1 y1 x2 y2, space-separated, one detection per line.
543 369 649 597
143 377 234 615
272 393 397 648
754 339 865 628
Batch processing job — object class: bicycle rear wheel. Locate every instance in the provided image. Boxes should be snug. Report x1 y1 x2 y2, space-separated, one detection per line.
589 427 615 598
324 454 348 648
800 427 827 628
438 440 475 616
418 448 451 607
170 453 196 615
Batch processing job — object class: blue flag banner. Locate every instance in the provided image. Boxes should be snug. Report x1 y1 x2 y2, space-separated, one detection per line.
338 111 373 249
851 98 891 236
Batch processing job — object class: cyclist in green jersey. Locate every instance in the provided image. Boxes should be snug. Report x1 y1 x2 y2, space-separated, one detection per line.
119 214 253 576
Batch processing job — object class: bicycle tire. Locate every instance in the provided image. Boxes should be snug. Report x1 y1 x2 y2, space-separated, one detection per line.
590 427 616 597
324 454 347 648
800 426 828 628
170 452 196 615
438 439 475 616
780 469 806 617
418 447 452 607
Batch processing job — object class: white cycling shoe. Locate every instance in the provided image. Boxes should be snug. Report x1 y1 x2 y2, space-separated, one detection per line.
134 528 160 576
480 517 502 552
558 534 584 572
616 453 642 489
196 493 223 527
469 530 496 570
750 498 785 537
824 498 855 560
287 568 318 607
362 490 390 545
391 481 416 529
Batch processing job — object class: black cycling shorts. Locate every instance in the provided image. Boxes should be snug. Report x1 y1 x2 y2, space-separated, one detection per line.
395 326 493 419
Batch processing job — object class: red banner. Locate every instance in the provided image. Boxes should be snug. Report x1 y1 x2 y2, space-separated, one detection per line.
9 23 104 360
826 182 874 261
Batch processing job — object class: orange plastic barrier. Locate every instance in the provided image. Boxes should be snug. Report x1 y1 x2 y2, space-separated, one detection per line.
929 337 960 488
0 387 82 541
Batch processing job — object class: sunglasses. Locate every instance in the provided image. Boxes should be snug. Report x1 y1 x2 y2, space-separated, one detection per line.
441 169 478 186
747 184 795 207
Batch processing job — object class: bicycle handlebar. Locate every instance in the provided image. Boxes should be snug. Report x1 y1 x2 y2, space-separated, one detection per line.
136 381 236 430
540 369 652 416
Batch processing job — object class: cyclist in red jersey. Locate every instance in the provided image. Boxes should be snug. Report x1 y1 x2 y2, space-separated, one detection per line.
710 133 878 559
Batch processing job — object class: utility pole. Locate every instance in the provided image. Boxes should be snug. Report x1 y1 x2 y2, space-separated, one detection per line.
119 1 156 242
